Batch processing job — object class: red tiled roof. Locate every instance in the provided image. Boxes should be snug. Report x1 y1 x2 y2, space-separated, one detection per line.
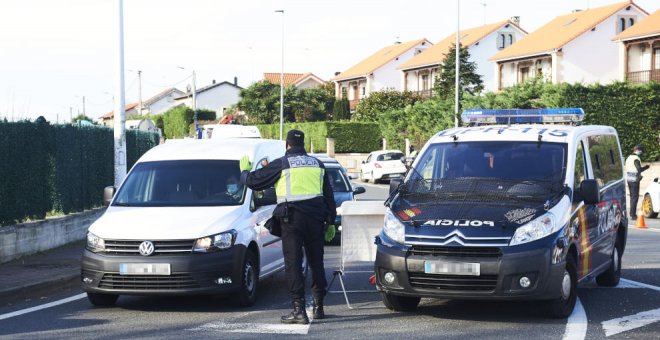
99 102 138 119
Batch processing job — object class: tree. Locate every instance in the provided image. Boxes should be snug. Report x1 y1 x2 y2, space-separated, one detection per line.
332 98 350 120
434 44 484 100
353 90 421 122
237 81 281 124
72 114 93 123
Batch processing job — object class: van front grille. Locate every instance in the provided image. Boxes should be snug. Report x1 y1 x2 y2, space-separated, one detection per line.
103 239 194 255
408 246 502 258
99 273 200 290
408 273 498 291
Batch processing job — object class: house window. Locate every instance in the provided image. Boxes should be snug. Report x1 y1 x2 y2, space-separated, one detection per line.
421 74 429 91
520 67 530 82
620 18 626 32
499 34 505 49
629 18 634 27
535 60 543 77
508 34 514 46
654 48 660 69
361 86 366 96
617 15 638 33
341 87 348 99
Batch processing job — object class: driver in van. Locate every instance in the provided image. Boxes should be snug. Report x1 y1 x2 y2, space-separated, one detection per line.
224 176 242 200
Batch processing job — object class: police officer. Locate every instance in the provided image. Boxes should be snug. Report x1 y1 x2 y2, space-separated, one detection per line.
625 145 650 219
239 129 336 325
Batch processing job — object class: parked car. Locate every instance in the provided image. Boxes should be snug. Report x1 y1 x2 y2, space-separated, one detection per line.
81 138 287 307
312 154 366 243
360 150 407 183
642 177 660 218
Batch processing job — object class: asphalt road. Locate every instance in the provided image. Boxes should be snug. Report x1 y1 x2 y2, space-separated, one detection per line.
2 181 660 339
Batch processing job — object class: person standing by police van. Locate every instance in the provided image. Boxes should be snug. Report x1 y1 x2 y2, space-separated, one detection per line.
239 129 336 325
626 145 650 220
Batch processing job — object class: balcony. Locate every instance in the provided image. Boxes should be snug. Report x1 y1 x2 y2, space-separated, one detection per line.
411 89 435 98
627 69 660 84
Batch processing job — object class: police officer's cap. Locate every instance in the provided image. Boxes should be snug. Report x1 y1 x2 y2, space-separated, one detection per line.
286 129 305 147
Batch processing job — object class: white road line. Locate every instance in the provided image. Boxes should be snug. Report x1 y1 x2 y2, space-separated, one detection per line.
620 278 660 293
0 293 87 321
563 298 588 340
328 290 377 293
602 308 660 337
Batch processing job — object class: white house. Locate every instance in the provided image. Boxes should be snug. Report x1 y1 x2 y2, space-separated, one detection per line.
142 87 185 116
612 9 660 83
333 38 432 111
175 78 243 115
492 1 648 91
263 72 326 89
398 19 527 95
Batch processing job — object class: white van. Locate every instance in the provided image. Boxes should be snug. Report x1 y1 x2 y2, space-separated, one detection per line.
81 138 285 307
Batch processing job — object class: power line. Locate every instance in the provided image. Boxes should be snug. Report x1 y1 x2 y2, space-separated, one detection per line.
142 74 192 88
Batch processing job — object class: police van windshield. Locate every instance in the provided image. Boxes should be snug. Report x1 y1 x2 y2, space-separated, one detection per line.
113 160 245 207
403 141 567 202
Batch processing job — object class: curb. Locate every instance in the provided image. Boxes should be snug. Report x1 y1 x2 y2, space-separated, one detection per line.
0 270 80 304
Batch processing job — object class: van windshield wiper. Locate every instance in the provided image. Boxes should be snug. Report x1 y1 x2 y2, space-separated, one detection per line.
112 202 133 207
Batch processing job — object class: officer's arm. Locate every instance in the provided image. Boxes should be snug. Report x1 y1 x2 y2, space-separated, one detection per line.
322 169 337 223
240 158 283 191
634 159 650 173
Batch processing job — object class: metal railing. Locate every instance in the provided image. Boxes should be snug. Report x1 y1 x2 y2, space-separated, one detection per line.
627 69 660 84
411 89 435 98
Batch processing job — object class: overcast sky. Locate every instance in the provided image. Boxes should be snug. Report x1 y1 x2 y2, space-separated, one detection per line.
1 0 658 123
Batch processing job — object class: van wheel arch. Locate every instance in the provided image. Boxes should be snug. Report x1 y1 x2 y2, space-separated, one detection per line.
248 242 260 270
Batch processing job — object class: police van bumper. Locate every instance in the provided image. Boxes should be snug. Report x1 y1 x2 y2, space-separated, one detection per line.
375 234 566 301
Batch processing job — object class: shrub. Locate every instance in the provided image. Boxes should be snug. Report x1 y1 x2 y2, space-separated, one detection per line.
256 121 381 153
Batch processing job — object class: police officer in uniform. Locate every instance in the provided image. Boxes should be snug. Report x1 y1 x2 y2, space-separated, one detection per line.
625 145 650 219
239 129 336 324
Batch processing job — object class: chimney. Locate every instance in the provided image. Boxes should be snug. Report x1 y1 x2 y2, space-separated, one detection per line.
572 9 582 13
334 71 341 76
510 16 521 27
234 77 238 86
212 79 216 84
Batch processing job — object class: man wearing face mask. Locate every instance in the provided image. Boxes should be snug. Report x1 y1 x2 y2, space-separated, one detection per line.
625 145 650 220
225 176 242 200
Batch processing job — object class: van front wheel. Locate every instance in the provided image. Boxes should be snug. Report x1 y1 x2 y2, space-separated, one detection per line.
380 292 420 312
544 254 577 318
234 250 258 307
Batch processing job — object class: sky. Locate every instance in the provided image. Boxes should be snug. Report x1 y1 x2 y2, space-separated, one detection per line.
1 0 658 123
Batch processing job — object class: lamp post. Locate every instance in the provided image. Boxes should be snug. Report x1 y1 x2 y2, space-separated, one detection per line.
178 66 197 138
275 9 284 140
113 0 127 187
454 0 460 128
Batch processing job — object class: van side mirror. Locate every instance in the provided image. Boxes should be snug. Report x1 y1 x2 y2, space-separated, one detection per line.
353 186 366 195
390 178 402 195
103 186 116 206
254 187 277 208
578 179 600 205
654 177 659 183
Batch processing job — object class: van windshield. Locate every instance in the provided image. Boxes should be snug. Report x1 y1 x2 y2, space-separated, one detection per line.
402 141 567 203
113 160 245 207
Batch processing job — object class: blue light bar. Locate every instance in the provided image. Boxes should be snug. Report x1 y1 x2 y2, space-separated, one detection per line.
462 108 585 124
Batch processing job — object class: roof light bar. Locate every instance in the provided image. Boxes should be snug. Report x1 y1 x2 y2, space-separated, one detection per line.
462 108 585 124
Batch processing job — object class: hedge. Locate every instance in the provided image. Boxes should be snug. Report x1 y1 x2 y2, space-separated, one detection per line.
0 122 159 226
256 121 381 153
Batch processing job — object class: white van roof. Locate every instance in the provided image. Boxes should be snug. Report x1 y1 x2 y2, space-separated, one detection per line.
428 124 617 144
138 138 285 162
203 125 261 139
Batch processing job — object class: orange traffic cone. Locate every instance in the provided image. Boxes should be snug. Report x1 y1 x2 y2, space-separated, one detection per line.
636 209 648 229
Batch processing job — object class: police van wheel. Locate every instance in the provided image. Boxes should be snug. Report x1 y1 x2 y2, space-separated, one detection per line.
642 195 658 218
87 292 118 307
545 254 577 318
235 250 258 307
596 241 622 287
380 292 420 312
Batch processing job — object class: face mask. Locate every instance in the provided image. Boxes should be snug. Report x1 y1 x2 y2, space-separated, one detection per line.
635 151 642 156
227 184 238 194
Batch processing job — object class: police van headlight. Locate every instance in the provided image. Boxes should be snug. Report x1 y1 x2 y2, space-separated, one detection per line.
510 213 557 246
194 230 237 253
383 209 405 244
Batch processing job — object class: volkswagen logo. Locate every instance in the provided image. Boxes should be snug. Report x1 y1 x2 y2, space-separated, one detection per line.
138 241 155 256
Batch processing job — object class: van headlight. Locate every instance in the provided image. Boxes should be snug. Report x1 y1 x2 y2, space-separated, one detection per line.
510 213 558 246
383 209 405 244
194 230 237 253
86 232 105 252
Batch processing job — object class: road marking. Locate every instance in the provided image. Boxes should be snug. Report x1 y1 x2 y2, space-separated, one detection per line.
582 279 645 289
188 305 314 335
0 293 86 321
620 278 660 293
602 308 660 337
628 225 660 233
563 298 587 340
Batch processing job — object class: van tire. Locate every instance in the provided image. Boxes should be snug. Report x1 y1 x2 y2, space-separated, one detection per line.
234 250 258 307
596 241 622 287
642 194 658 218
544 254 577 318
87 292 118 306
380 292 420 312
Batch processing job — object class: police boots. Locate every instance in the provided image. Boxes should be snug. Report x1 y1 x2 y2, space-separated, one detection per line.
313 297 324 319
281 299 309 325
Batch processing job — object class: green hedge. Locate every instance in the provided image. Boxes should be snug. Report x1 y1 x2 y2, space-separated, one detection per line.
0 122 159 226
256 121 381 153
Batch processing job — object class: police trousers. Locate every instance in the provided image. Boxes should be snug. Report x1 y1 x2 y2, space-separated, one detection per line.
628 181 640 218
281 209 327 301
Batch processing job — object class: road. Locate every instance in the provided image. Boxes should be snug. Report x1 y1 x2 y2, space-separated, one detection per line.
2 181 660 339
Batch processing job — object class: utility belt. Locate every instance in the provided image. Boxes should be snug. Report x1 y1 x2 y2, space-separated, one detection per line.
626 172 641 183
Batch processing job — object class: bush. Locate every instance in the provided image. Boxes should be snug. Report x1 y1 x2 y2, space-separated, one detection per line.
332 98 350 120
163 106 194 138
353 90 422 122
256 121 381 153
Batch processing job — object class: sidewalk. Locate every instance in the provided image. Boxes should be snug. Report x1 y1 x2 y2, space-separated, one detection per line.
0 241 83 304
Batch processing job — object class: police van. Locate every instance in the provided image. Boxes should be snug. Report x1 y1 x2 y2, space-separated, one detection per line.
375 109 627 318
81 138 286 307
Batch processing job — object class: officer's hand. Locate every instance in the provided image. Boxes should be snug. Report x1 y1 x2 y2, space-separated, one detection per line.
239 155 252 172
324 224 336 242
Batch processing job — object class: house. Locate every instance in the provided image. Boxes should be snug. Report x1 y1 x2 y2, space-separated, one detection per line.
98 102 139 127
175 78 243 115
263 72 326 89
491 1 648 91
141 87 186 116
333 38 432 110
612 9 660 83
398 19 527 95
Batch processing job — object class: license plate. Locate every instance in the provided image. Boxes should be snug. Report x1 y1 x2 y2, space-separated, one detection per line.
424 261 480 276
119 263 171 275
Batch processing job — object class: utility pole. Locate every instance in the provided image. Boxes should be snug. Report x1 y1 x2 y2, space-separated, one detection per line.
113 0 127 187
275 9 284 140
137 70 142 115
69 107 72 123
454 0 460 128
192 70 197 138
82 96 86 117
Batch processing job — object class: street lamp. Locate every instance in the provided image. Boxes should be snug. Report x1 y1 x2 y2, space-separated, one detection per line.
178 66 198 138
275 9 284 140
454 0 460 128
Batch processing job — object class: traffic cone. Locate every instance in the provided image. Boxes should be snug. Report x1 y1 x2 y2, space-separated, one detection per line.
636 209 648 229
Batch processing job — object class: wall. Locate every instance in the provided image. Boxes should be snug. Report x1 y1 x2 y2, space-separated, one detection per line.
0 208 105 263
372 41 430 92
470 25 526 92
148 91 184 116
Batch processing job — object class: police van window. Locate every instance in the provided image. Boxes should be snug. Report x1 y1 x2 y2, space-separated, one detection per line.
574 141 586 187
587 135 622 187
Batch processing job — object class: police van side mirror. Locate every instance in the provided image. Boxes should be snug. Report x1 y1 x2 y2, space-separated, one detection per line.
578 179 600 205
103 186 116 206
390 178 402 195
